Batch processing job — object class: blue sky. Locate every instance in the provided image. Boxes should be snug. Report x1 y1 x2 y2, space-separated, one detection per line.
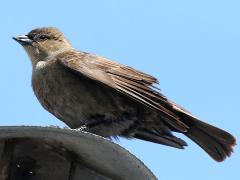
0 0 239 179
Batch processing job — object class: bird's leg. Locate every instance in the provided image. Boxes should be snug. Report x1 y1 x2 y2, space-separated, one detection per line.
73 115 106 134
74 125 88 132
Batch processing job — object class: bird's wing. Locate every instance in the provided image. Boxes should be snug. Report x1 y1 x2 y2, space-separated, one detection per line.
57 51 188 132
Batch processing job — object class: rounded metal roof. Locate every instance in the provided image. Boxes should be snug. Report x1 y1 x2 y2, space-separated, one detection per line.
0 126 157 180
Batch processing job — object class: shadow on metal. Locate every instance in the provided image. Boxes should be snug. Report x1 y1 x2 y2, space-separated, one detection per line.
0 126 157 180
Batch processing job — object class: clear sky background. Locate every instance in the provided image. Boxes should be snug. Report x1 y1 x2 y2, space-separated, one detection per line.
0 0 239 179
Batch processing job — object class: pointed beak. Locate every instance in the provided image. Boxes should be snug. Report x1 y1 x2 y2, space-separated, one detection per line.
13 35 33 46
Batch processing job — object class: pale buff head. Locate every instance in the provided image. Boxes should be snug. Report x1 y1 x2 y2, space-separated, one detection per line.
13 27 73 65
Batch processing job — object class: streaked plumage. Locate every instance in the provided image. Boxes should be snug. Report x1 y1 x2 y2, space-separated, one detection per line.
13 27 236 162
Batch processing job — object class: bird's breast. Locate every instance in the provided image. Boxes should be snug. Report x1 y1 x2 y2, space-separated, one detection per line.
31 61 138 129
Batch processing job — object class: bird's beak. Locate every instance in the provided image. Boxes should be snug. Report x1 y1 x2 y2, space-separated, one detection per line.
13 35 33 46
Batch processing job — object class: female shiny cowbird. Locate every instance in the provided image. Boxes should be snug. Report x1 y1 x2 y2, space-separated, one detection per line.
13 27 236 162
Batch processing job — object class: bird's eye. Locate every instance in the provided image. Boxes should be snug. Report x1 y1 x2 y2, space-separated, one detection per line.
38 35 49 40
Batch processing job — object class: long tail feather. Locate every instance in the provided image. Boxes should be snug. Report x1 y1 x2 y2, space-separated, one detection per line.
176 110 236 161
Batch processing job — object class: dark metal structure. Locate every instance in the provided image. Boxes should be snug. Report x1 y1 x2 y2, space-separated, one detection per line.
0 126 157 180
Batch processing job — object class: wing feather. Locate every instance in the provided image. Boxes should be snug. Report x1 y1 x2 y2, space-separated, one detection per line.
57 51 189 132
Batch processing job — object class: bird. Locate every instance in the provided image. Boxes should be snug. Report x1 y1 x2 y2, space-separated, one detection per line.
13 27 236 162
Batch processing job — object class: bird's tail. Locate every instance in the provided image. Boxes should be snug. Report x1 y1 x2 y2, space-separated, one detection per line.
176 110 236 162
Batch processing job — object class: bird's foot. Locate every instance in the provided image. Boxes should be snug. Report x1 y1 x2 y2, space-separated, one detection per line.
74 125 88 132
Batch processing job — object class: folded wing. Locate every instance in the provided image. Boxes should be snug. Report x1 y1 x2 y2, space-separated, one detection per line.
57 51 188 132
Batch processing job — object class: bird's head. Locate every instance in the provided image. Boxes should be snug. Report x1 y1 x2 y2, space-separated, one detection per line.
13 27 73 65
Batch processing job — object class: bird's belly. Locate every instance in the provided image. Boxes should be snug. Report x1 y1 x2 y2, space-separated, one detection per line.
32 63 138 130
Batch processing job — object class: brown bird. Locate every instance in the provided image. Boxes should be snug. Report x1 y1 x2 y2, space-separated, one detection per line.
13 27 236 162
